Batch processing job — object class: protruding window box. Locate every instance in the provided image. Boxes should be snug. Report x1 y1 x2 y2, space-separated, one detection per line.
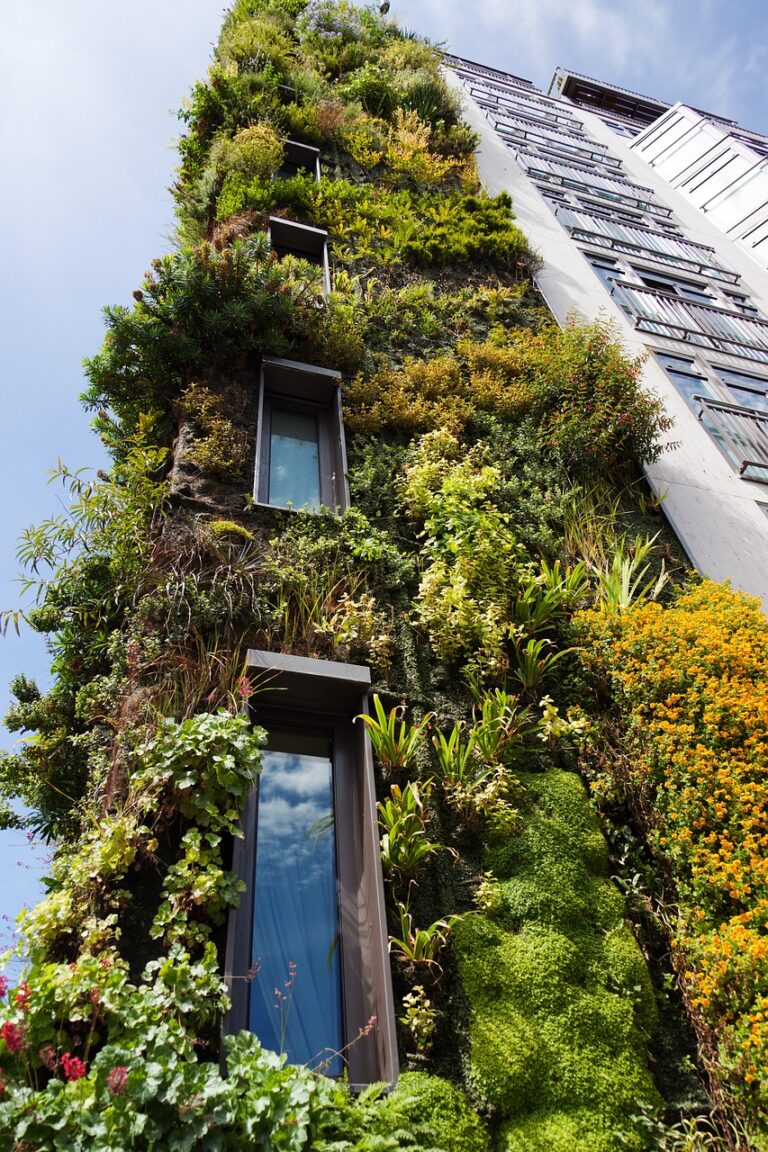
277 140 321 182
277 83 298 105
269 216 330 294
254 356 349 514
225 651 398 1090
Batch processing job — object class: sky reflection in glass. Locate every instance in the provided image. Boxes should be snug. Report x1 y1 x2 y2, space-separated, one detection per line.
268 408 321 510
249 731 342 1075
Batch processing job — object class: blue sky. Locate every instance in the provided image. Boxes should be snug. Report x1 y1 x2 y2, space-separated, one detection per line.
1 0 766 965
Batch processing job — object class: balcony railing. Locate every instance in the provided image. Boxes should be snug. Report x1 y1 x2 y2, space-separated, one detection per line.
517 152 671 215
447 56 534 90
467 84 580 129
611 281 768 363
474 96 584 138
494 118 622 167
694 395 768 481
554 205 740 283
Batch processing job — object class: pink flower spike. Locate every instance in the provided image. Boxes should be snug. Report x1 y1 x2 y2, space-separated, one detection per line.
39 1044 58 1071
106 1066 128 1096
0 976 8 999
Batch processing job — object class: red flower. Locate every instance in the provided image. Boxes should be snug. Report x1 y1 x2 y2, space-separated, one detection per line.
0 1022 25 1054
89 986 100 1005
60 1053 87 1082
0 976 8 999
39 1044 58 1071
106 1066 128 1096
15 981 30 1012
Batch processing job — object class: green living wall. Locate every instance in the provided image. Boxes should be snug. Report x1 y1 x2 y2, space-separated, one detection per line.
0 2 735 1149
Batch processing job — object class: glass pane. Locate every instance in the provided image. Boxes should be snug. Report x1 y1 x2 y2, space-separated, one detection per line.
269 408 321 510
716 367 768 412
249 729 343 1075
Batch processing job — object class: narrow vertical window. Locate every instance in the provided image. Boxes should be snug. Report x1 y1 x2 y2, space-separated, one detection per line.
249 729 343 1074
268 408 322 511
225 651 399 1089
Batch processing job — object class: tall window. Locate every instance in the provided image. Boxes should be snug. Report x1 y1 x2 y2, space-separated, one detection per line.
249 728 343 1074
255 357 349 514
277 140 321 182
267 408 323 511
225 650 398 1089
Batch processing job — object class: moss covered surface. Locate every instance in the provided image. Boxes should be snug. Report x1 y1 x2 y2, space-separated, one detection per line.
456 770 660 1149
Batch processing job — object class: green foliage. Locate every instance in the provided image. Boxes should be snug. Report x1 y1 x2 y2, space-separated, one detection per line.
375 1073 492 1152
133 710 264 835
510 319 673 480
592 532 671 611
401 429 531 676
399 985 439 1056
511 637 576 694
82 234 294 424
389 900 461 976
260 524 395 670
180 382 250 478
358 694 432 775
378 780 442 883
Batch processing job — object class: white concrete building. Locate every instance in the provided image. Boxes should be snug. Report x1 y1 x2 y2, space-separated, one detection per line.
445 57 768 607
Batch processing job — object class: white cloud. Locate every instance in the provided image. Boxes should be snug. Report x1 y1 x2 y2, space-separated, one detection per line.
398 0 668 82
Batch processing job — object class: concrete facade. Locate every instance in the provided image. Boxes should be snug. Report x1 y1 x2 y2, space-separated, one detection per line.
444 59 768 608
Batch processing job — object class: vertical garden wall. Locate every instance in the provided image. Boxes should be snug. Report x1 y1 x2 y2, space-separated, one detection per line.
0 2 764 1150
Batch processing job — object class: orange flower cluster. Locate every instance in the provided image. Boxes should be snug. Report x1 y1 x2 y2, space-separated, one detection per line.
576 582 768 1118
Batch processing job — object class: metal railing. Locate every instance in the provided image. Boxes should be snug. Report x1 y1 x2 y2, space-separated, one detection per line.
611 281 768 362
694 395 768 481
553 205 740 283
467 84 580 128
473 96 584 138
494 118 621 167
518 153 670 214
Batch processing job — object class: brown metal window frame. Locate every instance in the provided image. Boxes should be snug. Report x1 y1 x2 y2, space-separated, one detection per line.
277 139 321 182
254 356 350 515
268 216 331 295
224 650 399 1090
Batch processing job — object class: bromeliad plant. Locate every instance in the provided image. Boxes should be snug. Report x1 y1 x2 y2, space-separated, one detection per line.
591 532 671 612
389 902 462 979
357 695 433 779
378 780 445 887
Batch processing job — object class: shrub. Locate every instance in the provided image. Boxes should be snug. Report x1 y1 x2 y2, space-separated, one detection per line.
216 123 284 181
179 383 249 478
575 581 768 1136
506 319 672 480
338 62 399 119
345 354 471 436
400 430 531 676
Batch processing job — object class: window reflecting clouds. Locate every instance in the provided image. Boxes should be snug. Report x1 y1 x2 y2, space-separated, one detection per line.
249 730 343 1074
